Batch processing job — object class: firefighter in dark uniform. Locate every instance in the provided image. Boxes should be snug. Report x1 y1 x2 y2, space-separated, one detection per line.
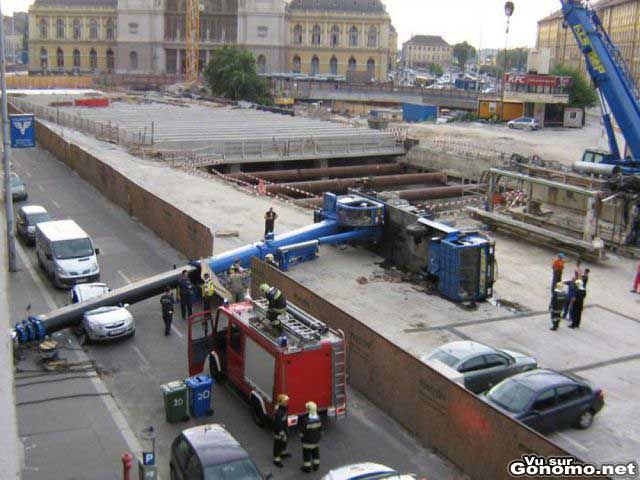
273 394 291 468
160 286 175 336
299 401 322 473
260 283 287 326
549 282 566 331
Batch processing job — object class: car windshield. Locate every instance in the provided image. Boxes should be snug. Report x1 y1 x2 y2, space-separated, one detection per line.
79 286 109 301
52 238 94 259
204 459 262 480
426 349 459 367
487 380 535 414
86 306 119 315
27 213 50 225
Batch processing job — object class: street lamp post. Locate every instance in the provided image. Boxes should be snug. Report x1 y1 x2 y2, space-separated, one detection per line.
500 1 515 122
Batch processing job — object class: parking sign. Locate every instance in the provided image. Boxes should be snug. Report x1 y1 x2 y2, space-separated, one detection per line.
142 451 155 466
9 114 36 148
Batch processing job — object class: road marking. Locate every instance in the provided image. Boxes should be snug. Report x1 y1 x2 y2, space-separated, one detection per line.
171 324 184 338
132 345 150 367
117 270 132 284
15 243 152 473
52 200 61 209
556 433 589 453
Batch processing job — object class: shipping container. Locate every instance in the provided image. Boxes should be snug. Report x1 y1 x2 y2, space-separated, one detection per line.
402 103 438 123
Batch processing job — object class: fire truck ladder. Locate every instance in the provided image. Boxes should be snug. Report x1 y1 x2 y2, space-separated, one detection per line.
252 300 322 342
332 330 347 409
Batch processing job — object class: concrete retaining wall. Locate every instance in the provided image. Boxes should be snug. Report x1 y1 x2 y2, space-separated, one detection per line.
251 257 602 480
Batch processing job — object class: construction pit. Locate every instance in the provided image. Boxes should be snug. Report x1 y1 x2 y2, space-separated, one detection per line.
8 90 640 480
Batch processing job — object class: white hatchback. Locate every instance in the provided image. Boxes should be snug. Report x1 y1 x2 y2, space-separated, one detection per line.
322 463 417 480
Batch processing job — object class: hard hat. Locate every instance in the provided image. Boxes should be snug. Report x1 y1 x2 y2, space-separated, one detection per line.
305 401 317 414
575 279 584 289
555 282 565 292
558 253 566 259
277 394 289 405
265 254 274 261
260 283 270 295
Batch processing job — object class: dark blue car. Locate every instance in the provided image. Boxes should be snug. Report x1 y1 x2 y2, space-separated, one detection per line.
484 369 604 433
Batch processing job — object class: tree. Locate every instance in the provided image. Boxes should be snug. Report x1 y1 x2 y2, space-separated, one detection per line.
428 63 444 77
203 46 273 105
551 64 598 108
453 41 477 71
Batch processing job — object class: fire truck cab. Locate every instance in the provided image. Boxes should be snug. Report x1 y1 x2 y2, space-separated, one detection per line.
188 299 347 426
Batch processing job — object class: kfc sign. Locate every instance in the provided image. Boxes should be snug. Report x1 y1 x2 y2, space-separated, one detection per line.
504 73 572 87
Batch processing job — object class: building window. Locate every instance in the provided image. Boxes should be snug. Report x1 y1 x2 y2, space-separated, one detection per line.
106 48 114 71
292 55 301 73
73 19 81 40
310 55 319 75
40 48 48 69
40 18 48 39
56 19 65 39
367 58 375 77
129 22 139 34
106 19 115 39
90 48 98 70
348 56 356 71
257 54 266 74
293 24 303 45
312 25 321 45
129 51 138 69
90 19 98 39
367 26 377 47
257 25 268 38
330 55 338 75
73 49 81 68
349 26 358 47
56 48 64 68
330 25 340 47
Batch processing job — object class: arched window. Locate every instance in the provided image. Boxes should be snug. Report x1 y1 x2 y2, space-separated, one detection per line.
40 48 48 69
293 24 303 45
39 18 48 39
292 55 301 73
129 51 138 70
73 48 81 68
349 26 358 47
257 54 266 74
311 25 321 45
367 26 377 47
90 48 98 70
56 18 65 39
348 57 356 71
367 58 375 77
330 56 338 75
310 55 319 76
106 48 114 71
73 19 81 40
56 47 64 68
106 19 115 39
89 18 98 39
330 25 340 47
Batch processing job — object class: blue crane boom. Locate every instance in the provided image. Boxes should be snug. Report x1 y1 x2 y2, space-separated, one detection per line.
560 0 640 173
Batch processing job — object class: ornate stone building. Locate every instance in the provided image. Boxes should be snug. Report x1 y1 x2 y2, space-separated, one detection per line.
238 0 287 73
402 35 452 71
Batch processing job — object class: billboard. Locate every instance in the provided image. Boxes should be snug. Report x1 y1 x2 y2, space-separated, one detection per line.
9 114 36 148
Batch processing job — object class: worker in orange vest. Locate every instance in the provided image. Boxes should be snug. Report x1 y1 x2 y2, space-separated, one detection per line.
551 253 566 292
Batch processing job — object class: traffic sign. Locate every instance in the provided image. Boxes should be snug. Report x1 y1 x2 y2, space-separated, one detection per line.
142 451 155 466
9 114 36 148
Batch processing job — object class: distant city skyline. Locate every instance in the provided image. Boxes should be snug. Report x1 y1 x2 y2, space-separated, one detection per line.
5 0 560 49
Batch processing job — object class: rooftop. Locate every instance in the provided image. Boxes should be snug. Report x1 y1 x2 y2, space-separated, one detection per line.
538 0 634 23
404 35 450 48
287 0 387 14
32 0 117 9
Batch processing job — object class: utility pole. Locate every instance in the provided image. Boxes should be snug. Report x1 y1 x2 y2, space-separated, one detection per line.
0 2 18 272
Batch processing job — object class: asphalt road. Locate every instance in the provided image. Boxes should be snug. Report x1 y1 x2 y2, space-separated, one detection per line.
8 145 462 480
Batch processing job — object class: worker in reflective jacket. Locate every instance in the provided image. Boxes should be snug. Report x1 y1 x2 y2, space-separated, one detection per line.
272 394 291 468
201 273 215 318
299 401 322 473
260 283 287 326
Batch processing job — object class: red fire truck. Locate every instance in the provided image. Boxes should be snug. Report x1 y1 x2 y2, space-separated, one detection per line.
188 299 347 426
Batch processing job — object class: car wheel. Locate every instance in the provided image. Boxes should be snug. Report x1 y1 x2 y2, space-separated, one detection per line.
577 409 595 429
251 398 266 427
508 124 514 129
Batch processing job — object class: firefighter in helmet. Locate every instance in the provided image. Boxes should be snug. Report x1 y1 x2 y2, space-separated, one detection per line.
259 283 287 326
299 401 322 473
272 393 291 468
265 253 279 269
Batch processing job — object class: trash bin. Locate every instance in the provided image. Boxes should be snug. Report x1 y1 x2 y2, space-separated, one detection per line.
185 375 214 418
160 380 189 423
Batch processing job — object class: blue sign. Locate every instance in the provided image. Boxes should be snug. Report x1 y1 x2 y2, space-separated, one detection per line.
142 452 155 466
9 114 36 148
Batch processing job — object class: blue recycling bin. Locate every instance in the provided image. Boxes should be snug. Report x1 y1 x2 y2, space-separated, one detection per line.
185 375 214 417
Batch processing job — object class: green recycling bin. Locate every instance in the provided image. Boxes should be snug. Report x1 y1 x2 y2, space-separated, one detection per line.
161 380 189 423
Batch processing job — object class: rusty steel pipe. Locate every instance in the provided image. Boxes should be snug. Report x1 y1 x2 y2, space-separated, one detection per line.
266 172 447 195
227 163 403 183
396 184 483 201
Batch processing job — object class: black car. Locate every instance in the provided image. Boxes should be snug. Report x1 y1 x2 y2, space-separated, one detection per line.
422 341 538 393
484 369 604 433
170 424 271 480
16 205 51 246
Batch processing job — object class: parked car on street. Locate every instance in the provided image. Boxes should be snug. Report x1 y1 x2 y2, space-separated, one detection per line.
70 283 135 342
16 205 51 246
322 463 416 480
507 117 541 130
483 369 604 433
170 424 271 480
10 172 28 201
422 341 537 393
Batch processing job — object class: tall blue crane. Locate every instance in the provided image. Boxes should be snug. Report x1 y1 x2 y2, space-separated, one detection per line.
560 0 640 174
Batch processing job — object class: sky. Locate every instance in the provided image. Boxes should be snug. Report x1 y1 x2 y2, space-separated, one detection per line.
4 0 561 49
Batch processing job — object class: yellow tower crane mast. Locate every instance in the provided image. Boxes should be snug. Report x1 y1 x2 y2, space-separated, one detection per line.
185 0 202 84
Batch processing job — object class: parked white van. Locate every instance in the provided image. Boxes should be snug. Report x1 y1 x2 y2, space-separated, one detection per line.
36 220 100 288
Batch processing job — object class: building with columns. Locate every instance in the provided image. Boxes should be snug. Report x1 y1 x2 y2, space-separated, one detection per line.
284 0 396 82
237 0 287 73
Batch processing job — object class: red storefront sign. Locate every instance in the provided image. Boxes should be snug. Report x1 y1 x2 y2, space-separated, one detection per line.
504 73 572 87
